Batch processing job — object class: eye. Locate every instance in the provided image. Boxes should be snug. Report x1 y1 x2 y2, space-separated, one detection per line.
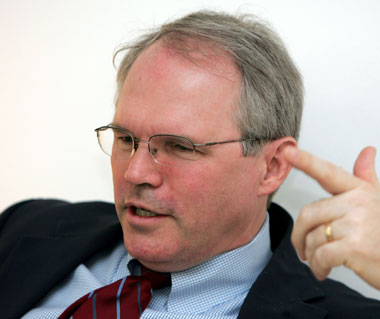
113 130 132 143
174 143 192 152
150 135 196 161
163 138 195 160
118 135 133 144
113 130 134 151
166 140 193 152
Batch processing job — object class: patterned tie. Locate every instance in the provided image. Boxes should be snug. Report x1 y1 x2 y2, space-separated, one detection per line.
58 265 170 319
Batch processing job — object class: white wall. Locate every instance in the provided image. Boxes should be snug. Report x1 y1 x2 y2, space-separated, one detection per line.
1 0 379 299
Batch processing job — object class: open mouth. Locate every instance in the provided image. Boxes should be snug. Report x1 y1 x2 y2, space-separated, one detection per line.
134 207 159 217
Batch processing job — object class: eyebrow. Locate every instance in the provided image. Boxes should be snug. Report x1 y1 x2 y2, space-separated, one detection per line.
109 123 134 134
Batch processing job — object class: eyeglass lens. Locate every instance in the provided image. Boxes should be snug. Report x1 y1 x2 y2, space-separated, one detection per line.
97 128 198 166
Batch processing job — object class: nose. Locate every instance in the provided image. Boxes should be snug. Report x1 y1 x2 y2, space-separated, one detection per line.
123 141 163 187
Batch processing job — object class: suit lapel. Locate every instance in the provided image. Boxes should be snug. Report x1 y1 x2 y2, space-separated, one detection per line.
1 212 122 319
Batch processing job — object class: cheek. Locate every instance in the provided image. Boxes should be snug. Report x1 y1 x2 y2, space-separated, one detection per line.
176 160 261 213
168 164 231 218
173 167 210 200
111 161 127 199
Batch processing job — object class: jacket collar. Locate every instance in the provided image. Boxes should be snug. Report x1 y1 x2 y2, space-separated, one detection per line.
1 203 122 319
238 203 328 319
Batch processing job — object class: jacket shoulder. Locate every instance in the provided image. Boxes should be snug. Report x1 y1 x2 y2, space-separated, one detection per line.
0 199 117 261
1 199 116 232
313 277 380 318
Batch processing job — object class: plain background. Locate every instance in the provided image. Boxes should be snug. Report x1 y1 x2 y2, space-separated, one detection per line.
1 0 379 299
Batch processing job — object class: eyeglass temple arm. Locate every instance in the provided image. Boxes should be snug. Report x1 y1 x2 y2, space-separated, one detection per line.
194 138 260 147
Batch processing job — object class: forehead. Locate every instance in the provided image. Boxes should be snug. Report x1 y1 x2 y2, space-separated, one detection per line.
114 40 242 138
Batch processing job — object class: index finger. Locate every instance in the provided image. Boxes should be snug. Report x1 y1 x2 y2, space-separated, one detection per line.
283 147 362 195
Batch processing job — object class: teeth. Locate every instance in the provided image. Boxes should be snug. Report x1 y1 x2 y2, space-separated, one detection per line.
135 208 158 217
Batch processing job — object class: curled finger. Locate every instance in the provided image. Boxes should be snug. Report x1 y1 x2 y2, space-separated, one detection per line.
292 197 346 259
304 224 331 262
309 240 349 281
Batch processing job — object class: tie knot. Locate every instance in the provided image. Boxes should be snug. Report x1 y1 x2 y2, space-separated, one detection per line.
140 265 171 289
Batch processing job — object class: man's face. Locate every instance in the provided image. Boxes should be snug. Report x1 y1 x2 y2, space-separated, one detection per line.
112 42 268 272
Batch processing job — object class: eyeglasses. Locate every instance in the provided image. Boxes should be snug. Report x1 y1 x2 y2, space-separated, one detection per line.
95 125 260 167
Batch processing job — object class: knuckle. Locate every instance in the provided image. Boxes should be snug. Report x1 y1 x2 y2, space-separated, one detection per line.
345 237 361 255
345 255 364 276
314 246 333 269
347 189 370 207
298 205 314 226
305 232 313 248
345 232 372 260
346 183 378 207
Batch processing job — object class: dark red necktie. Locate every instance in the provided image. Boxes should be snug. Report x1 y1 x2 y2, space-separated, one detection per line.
58 265 170 319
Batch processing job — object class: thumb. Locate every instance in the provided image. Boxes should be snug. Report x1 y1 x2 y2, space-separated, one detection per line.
353 146 379 186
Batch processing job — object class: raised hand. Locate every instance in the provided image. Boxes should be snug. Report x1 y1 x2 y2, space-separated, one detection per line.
284 146 380 289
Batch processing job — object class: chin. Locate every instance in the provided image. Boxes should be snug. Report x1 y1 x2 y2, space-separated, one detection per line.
123 234 177 268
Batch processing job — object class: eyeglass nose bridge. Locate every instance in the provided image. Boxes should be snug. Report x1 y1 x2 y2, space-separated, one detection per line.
132 137 158 158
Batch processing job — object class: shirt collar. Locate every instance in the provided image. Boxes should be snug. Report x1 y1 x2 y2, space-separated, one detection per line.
170 213 271 313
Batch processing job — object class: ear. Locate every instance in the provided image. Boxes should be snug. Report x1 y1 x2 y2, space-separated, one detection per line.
257 137 297 196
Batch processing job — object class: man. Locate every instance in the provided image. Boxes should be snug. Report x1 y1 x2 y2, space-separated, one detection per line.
1 10 380 319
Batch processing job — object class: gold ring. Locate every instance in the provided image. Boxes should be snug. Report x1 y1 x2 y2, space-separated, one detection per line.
325 224 333 242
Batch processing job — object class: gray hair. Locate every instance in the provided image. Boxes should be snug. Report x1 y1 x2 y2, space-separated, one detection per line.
114 10 303 155
113 11 303 203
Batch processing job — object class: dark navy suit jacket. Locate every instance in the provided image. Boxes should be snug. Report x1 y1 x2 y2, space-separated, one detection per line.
1 200 380 318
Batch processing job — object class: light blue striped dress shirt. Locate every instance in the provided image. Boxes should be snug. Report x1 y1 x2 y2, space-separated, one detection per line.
23 214 271 319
